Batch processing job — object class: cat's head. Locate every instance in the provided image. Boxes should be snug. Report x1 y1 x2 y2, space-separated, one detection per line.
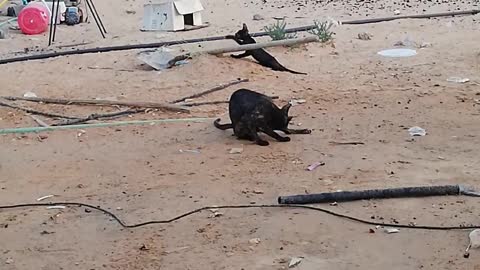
234 23 251 40
281 103 293 127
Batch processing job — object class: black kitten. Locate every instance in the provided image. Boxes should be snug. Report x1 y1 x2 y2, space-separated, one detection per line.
225 23 307 75
214 89 311 146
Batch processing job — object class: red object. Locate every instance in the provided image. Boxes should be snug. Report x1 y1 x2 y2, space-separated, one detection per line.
18 2 50 35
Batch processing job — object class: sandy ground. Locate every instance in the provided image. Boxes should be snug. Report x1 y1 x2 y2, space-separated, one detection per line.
1 0 480 269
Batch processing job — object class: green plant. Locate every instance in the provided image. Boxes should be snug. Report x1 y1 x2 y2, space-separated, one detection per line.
263 19 297 41
308 20 335 43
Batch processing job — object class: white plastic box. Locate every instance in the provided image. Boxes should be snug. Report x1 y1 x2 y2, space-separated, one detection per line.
142 0 204 31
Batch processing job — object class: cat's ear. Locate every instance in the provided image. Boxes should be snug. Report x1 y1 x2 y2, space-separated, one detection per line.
282 103 292 114
242 23 248 32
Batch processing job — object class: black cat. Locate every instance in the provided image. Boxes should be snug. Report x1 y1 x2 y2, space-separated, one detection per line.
214 89 311 146
225 24 307 75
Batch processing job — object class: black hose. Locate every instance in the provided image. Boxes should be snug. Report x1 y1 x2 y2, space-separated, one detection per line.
1 9 478 65
278 185 462 204
0 201 478 230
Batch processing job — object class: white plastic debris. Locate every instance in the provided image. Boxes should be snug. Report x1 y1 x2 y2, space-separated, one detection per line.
384 228 400 234
378 48 417 58
23 91 37 98
447 77 470 84
289 99 307 106
469 229 480 249
179 149 201 154
208 209 223 218
46 205 66 210
229 148 244 154
249 238 261 244
36 194 54 201
288 257 303 268
307 161 325 171
408 126 426 136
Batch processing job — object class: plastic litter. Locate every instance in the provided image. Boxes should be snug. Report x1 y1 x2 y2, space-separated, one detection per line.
23 91 37 98
378 48 417 58
307 161 325 171
138 48 188 70
46 205 65 210
229 148 244 154
288 257 303 268
465 229 480 257
289 99 307 106
249 238 261 244
384 228 400 234
469 229 480 249
179 149 201 154
447 77 470 84
408 126 426 136
36 194 54 201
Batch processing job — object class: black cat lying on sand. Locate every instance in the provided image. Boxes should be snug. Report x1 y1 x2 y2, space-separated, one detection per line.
214 89 311 146
225 24 307 75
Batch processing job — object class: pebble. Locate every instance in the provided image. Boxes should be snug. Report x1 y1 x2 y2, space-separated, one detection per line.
253 14 264 20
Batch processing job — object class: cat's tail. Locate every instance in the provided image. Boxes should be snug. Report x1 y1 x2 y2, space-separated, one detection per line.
276 64 307 75
214 118 233 130
284 67 307 75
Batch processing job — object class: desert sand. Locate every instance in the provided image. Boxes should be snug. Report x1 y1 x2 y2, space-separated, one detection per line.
1 0 480 269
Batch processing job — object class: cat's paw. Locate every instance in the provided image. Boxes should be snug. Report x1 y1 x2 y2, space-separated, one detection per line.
280 137 291 142
256 140 270 146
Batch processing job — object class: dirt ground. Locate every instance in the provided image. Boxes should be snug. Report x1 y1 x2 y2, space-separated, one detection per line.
1 0 480 269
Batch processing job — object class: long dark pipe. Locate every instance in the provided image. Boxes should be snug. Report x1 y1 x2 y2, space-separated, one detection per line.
278 185 462 204
2 9 479 65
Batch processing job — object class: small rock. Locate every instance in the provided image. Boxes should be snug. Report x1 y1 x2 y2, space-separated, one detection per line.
5 258 13 264
253 14 264 20
125 10 136 14
418 42 432 48
139 244 149 251
394 10 401 15
229 148 243 154
357 32 372 40
252 189 264 194
0 29 7 39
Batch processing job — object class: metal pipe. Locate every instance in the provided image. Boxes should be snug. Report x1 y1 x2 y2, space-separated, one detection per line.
1 9 479 65
48 0 56 46
87 0 106 34
85 0 105 38
278 185 462 204
0 117 214 135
